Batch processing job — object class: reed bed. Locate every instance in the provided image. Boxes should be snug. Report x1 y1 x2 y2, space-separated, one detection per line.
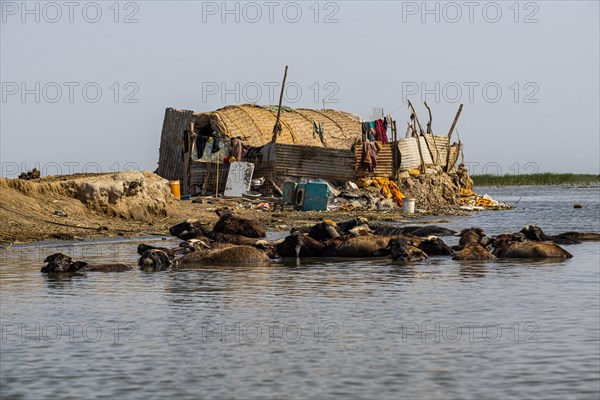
472 173 600 186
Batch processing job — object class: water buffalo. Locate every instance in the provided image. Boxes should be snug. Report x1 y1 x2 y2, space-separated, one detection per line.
277 232 414 258
291 218 370 242
331 235 396 257
492 233 573 259
179 239 212 253
169 220 212 240
175 245 270 266
388 238 428 262
179 236 277 259
211 232 266 246
277 231 329 258
452 228 495 260
68 261 133 272
138 249 173 271
42 253 132 273
457 228 491 248
213 209 266 238
417 236 454 256
372 225 456 237
520 225 600 245
41 253 73 273
137 244 181 259
253 240 278 259
307 220 341 241
452 244 496 261
348 225 374 237
399 226 457 237
336 217 370 234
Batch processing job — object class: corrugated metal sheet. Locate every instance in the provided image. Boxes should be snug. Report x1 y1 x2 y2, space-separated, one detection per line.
269 143 356 181
157 108 193 181
397 135 451 171
190 144 356 189
355 142 396 178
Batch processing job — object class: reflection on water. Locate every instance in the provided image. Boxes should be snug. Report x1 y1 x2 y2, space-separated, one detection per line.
1 185 599 399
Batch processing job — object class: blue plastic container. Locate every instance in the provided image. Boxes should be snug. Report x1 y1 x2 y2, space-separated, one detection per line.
299 182 329 211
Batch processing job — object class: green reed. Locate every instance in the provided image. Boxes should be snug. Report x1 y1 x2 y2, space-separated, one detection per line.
472 173 600 186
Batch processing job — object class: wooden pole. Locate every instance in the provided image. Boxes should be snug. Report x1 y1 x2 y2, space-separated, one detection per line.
215 159 220 197
423 102 440 165
408 101 427 173
182 122 194 196
424 102 433 134
445 104 463 171
201 162 212 196
392 120 399 177
271 65 289 143
447 103 463 139
408 100 425 135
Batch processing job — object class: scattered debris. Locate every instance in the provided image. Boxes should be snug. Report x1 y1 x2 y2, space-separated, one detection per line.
254 202 271 211
460 193 512 210
18 168 41 180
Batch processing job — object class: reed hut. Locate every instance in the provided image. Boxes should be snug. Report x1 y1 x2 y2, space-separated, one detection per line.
156 104 461 196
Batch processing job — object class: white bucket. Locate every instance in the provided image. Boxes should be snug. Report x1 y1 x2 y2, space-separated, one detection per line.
402 198 416 214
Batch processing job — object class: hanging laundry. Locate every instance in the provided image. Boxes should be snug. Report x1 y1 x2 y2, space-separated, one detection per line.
366 121 376 142
362 141 379 172
230 137 248 160
361 122 371 142
375 119 388 143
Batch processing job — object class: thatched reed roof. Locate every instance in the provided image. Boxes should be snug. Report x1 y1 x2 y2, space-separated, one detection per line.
193 104 363 149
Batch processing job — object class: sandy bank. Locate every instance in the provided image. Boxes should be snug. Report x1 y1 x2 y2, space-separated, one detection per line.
0 171 467 244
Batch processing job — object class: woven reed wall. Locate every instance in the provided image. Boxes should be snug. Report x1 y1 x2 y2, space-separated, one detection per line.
157 108 193 180
447 143 461 172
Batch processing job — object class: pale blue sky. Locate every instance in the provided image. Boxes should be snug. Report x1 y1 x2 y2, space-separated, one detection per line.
1 0 599 176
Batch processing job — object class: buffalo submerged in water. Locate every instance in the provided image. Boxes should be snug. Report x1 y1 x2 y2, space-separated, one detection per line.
40 216 599 273
520 225 600 245
41 253 133 273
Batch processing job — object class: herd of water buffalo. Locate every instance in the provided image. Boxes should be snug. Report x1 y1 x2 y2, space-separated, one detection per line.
41 209 600 274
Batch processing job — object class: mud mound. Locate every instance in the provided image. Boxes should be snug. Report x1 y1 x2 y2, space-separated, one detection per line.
2 171 173 221
398 170 461 208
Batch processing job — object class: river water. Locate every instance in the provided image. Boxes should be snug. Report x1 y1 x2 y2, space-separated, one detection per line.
1 185 599 400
